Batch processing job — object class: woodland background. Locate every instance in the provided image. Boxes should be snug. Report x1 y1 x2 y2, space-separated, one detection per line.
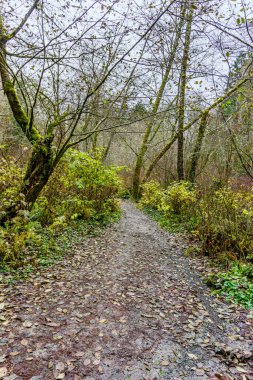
0 0 253 307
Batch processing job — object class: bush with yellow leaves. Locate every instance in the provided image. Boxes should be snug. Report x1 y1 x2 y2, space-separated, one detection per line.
198 186 253 261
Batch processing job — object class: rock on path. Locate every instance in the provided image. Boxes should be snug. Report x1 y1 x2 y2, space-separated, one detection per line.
0 201 252 380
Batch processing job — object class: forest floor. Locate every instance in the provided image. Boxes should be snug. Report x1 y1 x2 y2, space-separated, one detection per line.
0 201 252 380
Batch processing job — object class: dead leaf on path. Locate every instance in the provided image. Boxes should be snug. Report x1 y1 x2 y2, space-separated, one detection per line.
10 351 19 356
23 321 33 328
160 360 169 366
94 352 101 359
54 372 65 379
187 353 198 360
0 355 6 363
21 339 28 346
53 334 63 340
46 322 61 327
0 367 7 377
55 362 65 372
83 359 91 366
236 367 248 373
0 303 5 310
74 352 85 357
195 369 205 376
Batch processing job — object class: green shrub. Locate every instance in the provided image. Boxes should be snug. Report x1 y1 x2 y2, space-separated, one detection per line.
37 149 122 226
0 149 122 267
206 263 253 309
0 158 24 215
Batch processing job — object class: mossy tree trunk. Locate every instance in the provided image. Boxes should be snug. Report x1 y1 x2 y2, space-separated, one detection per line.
0 19 55 222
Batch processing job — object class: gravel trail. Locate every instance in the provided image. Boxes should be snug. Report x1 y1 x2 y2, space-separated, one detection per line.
0 201 252 380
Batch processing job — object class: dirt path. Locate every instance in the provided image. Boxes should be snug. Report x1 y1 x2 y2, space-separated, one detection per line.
0 201 252 380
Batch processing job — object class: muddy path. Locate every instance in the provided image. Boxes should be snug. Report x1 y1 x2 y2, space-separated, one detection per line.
0 201 252 380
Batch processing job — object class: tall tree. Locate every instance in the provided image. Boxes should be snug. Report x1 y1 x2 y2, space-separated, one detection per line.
132 0 186 199
177 3 194 180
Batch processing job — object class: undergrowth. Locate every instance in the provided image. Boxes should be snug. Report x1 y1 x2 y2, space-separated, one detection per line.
205 263 253 309
0 149 122 270
139 180 253 309
0 209 121 284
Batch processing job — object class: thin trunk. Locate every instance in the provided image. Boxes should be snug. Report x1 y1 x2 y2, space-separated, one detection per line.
188 111 209 183
103 130 116 161
177 3 193 180
132 1 187 199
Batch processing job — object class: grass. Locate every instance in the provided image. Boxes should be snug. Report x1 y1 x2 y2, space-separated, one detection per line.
141 206 197 233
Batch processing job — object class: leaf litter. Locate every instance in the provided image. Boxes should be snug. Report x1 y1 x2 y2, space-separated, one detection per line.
0 201 252 379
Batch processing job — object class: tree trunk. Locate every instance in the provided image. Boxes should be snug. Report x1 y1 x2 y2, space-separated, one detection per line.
188 111 209 183
177 3 194 180
0 138 54 223
21 138 54 208
132 1 187 199
0 26 55 223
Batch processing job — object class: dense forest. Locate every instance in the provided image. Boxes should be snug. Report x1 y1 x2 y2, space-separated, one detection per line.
1 0 253 304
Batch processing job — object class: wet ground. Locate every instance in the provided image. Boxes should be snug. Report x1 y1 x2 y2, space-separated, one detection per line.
0 201 252 380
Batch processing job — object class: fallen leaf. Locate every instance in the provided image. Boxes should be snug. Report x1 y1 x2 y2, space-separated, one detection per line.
10 351 19 356
53 334 63 340
0 356 6 363
0 367 8 377
187 353 198 360
196 369 205 376
46 322 60 327
23 321 33 328
55 362 65 372
236 367 248 374
74 352 85 357
54 373 65 379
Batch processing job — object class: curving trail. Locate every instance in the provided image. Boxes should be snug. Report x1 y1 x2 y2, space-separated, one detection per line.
0 201 252 380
